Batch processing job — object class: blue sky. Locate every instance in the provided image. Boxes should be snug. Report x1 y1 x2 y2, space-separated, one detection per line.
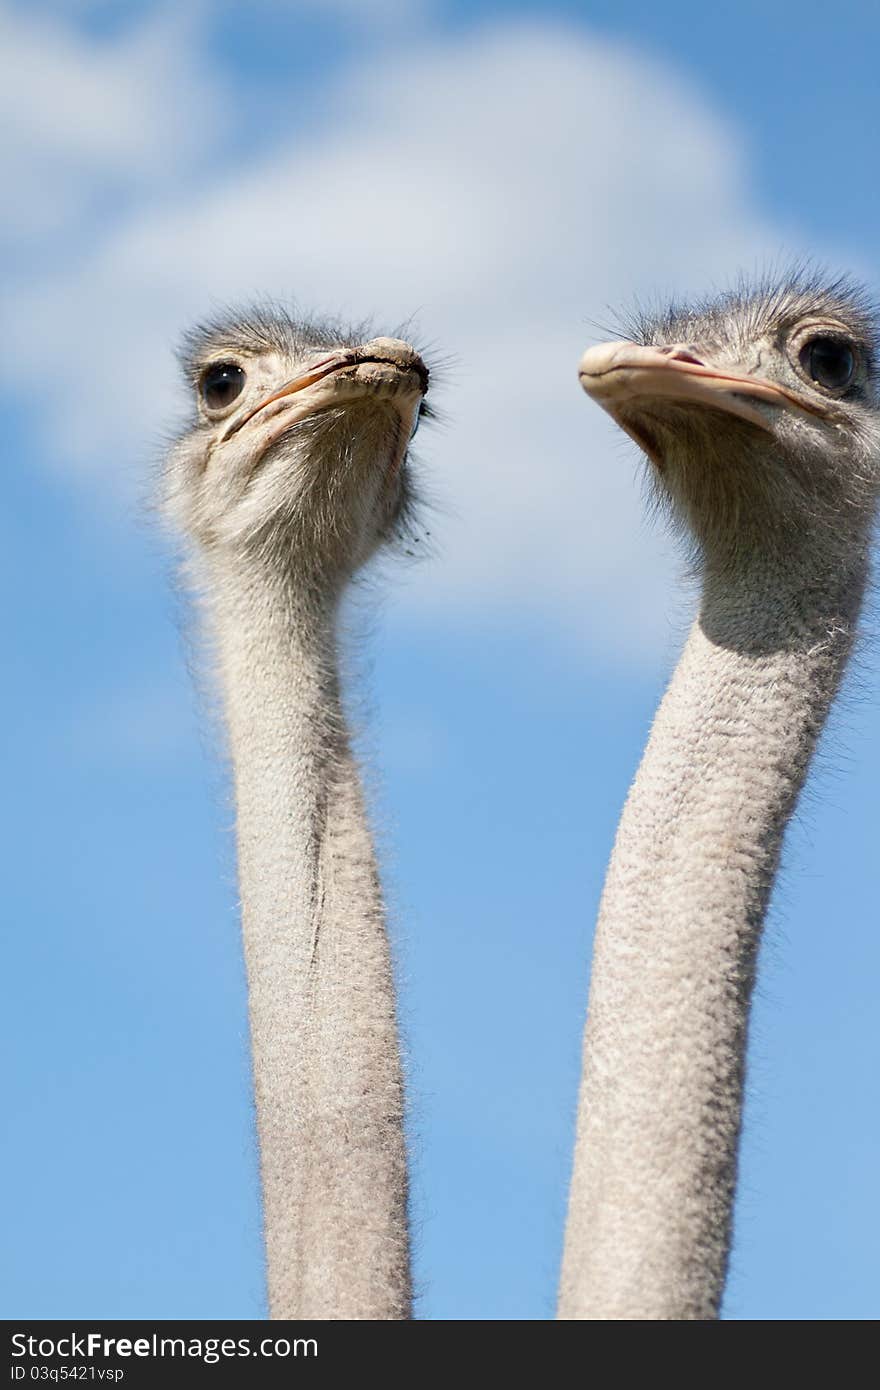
2 0 878 1320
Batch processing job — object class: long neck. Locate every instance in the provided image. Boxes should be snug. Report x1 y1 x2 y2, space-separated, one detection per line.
206 556 410 1320
558 549 868 1320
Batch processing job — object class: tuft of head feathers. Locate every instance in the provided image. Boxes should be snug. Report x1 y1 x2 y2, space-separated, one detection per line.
619 266 878 367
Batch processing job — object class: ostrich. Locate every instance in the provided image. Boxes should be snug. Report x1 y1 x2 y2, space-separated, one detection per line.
163 307 430 1320
559 272 880 1320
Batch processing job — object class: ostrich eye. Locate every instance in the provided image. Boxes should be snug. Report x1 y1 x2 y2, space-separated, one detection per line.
201 362 245 410
799 337 855 392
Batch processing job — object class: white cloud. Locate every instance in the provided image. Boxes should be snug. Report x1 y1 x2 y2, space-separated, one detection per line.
2 14 790 657
0 2 223 246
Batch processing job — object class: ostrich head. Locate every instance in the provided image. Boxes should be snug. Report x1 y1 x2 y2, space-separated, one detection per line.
579 273 880 576
164 307 429 587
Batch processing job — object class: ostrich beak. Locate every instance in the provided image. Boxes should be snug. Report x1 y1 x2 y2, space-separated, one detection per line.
219 339 428 444
578 341 824 463
219 351 360 442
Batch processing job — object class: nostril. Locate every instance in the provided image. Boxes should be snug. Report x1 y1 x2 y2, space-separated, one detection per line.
668 347 705 367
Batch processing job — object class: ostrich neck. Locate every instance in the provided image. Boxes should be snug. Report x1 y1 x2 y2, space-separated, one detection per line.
208 556 409 1320
559 548 868 1321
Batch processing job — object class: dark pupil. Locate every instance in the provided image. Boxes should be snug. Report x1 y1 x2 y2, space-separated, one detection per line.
803 337 854 390
203 362 245 409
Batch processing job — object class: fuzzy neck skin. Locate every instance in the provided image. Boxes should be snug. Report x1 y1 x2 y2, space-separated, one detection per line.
558 537 869 1321
206 553 410 1320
